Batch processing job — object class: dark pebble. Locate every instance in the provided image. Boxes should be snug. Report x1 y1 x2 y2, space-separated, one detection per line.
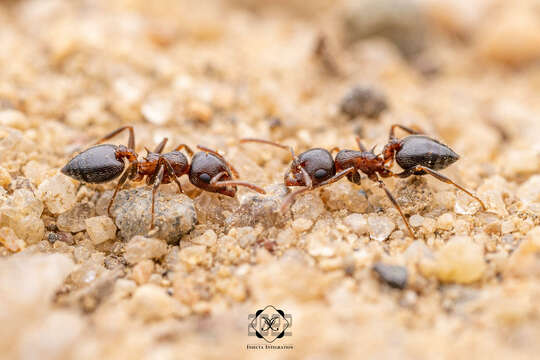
340 86 388 119
373 262 407 289
47 231 74 245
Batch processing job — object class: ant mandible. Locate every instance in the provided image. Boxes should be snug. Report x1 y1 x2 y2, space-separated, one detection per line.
62 126 266 229
241 124 486 239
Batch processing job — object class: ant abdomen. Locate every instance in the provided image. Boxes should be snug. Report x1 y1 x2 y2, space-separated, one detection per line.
396 135 459 171
62 144 125 184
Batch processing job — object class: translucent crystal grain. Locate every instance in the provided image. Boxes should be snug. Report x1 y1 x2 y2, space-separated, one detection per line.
37 173 77 214
191 229 217 247
433 236 486 284
85 216 117 245
0 166 11 189
291 192 325 220
344 213 369 234
130 284 178 322
0 227 25 252
131 259 155 285
124 236 168 264
23 160 50 186
57 203 95 233
367 214 395 241
437 213 455 231
409 214 424 228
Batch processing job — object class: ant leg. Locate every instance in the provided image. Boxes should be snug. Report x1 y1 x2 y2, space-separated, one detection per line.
313 167 356 187
280 187 311 213
400 165 487 211
197 145 240 178
150 163 165 229
96 126 135 149
209 171 266 194
389 124 420 139
107 162 136 219
173 144 194 157
281 167 355 212
240 138 289 151
355 136 368 152
240 138 297 161
153 138 169 154
281 165 313 212
374 177 416 239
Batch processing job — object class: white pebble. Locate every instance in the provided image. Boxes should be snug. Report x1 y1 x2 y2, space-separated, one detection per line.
368 214 395 241
85 216 116 245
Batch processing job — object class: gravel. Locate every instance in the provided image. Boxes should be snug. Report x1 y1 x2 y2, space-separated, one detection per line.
109 188 197 244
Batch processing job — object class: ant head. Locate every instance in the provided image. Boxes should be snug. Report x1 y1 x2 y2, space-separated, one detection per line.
284 148 336 186
189 151 236 196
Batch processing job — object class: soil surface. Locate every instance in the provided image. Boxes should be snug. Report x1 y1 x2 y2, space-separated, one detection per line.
1 0 540 359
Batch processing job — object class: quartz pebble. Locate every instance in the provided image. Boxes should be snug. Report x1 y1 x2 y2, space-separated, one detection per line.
367 214 395 241
131 259 155 285
179 245 212 268
227 186 287 228
517 175 540 205
504 227 540 277
191 229 217 247
124 236 168 264
321 182 369 213
37 173 77 214
1 189 45 244
110 188 196 243
431 236 486 284
0 166 11 188
344 213 369 234
85 216 116 245
404 240 433 263
22 161 50 186
57 203 95 233
437 213 455 231
0 226 25 252
409 214 424 228
291 192 325 220
129 284 180 322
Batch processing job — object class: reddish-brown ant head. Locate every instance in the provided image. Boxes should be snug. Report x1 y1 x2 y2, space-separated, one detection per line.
189 152 236 197
284 148 336 187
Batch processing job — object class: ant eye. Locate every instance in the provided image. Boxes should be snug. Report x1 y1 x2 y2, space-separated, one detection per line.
199 173 211 183
314 169 327 180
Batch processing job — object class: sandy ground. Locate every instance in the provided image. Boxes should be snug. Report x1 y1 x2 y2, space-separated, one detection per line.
1 0 540 359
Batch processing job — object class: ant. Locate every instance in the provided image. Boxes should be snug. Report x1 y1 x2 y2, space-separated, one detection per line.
62 126 266 229
241 124 486 239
